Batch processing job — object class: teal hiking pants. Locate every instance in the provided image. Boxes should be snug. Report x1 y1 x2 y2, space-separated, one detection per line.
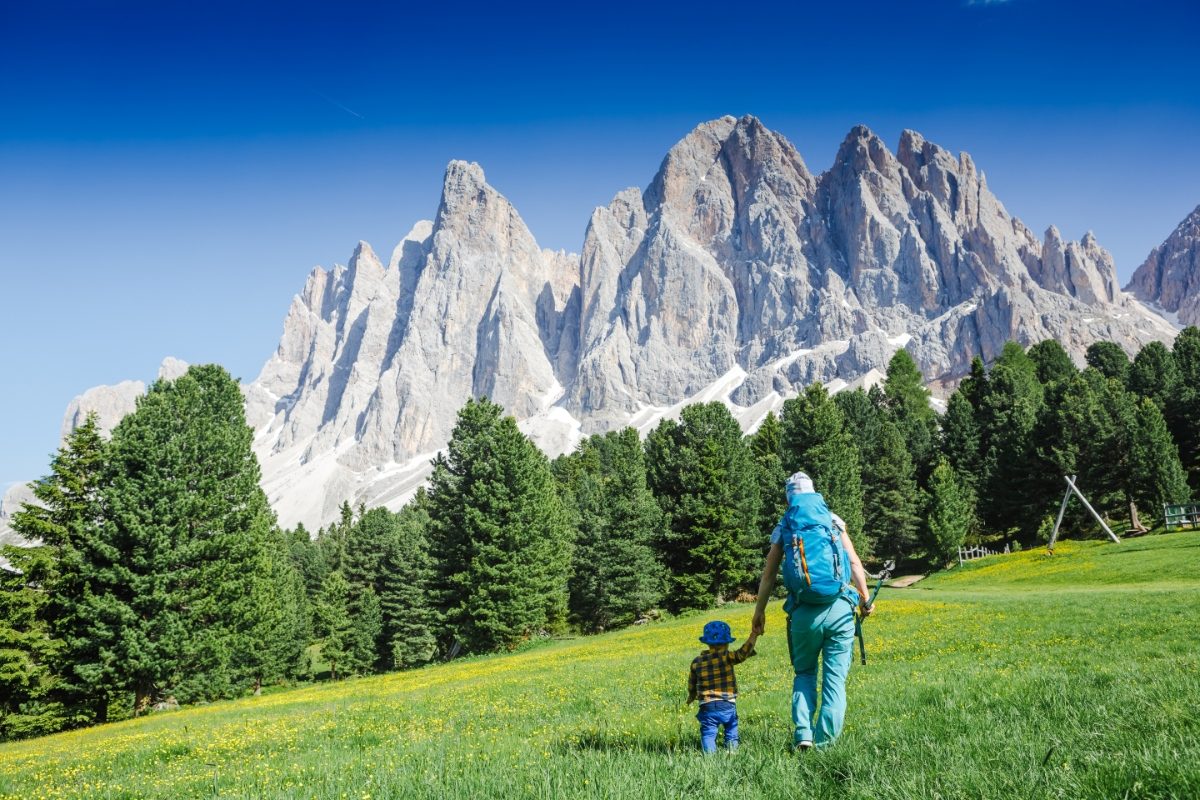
786 595 856 746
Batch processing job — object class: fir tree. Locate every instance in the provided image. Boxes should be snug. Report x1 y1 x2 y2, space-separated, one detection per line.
343 506 405 670
780 384 868 556
314 570 355 680
378 499 436 669
558 429 663 632
317 502 353 575
1128 341 1178 409
748 412 788 547
1130 398 1192 513
961 356 989 413
1028 340 1078 386
1079 371 1148 527
1085 341 1131 384
9 414 114 724
1168 327 1200 492
940 391 982 496
926 459 974 565
1034 372 1097 487
882 349 939 482
863 418 922 561
349 587 383 675
0 550 64 740
833 389 881 445
645 403 760 612
426 399 572 654
287 524 328 612
240 529 309 690
103 365 282 709
976 343 1046 541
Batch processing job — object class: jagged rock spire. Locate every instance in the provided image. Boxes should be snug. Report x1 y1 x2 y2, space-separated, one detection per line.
1127 204 1200 325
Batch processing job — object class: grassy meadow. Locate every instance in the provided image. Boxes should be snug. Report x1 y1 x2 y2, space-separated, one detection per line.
3 531 1199 799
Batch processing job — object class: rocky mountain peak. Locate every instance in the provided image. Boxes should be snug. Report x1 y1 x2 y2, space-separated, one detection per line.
832 124 900 181
7 116 1182 539
1034 225 1120 305
1126 203 1200 325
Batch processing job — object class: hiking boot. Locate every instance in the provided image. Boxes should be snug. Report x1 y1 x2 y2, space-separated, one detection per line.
794 740 814 753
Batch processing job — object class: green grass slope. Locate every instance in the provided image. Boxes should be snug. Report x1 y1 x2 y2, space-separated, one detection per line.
3 532 1199 799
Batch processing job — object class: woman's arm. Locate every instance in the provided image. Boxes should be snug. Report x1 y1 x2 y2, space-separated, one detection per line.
840 529 873 616
751 542 783 635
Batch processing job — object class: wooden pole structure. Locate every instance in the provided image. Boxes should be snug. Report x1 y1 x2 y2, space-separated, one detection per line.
1064 475 1121 544
1047 475 1074 553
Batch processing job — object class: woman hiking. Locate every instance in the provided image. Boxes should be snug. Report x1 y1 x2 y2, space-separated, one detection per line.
750 471 873 751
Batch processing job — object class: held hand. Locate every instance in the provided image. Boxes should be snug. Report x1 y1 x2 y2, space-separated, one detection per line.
751 611 766 636
859 602 874 619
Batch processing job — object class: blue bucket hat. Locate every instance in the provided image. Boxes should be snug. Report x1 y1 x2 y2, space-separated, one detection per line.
700 620 735 645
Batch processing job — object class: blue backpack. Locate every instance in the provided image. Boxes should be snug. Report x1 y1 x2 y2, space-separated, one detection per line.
780 493 850 605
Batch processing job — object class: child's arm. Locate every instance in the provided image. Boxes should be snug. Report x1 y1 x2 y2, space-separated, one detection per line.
731 635 758 663
686 662 697 705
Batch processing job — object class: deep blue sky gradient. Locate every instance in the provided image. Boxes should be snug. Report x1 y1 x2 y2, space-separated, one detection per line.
2 0 1199 488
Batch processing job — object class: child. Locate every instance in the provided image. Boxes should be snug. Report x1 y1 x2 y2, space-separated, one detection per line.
686 620 759 753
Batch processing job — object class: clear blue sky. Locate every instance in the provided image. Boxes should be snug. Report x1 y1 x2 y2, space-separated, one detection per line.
2 0 1198 489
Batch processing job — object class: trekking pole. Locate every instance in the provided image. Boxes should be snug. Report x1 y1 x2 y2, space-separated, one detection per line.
856 559 894 666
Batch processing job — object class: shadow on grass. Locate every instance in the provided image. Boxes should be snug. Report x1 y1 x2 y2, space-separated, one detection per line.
558 728 802 759
1097 537 1200 556
557 731 684 755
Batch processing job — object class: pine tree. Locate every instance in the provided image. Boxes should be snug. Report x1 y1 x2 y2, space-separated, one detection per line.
961 356 989 413
926 458 974 565
558 429 663 632
977 343 1046 541
287 523 328 611
378 499 436 669
645 403 760 612
1168 327 1200 492
863 418 922 561
1085 341 1131 384
1028 340 1078 386
9 414 114 724
103 364 282 709
1130 398 1192 513
748 412 788 549
240 529 309 690
314 570 355 680
780 384 868 556
882 349 939 483
349 587 383 675
940 391 982 496
1081 371 1145 527
0 549 64 740
1128 341 1179 409
1035 372 1095 484
317 502 353 575
343 506 404 670
833 389 880 445
426 398 572 654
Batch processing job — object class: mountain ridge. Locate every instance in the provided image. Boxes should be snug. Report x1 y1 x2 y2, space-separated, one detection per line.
1 116 1185 537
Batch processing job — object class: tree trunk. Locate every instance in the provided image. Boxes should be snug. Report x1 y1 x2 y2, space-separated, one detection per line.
1129 499 1146 532
134 685 151 717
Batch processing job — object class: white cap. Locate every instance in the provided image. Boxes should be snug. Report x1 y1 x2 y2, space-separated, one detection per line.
786 471 815 495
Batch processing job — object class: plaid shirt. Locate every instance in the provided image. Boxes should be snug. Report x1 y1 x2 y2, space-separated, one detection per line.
688 641 756 704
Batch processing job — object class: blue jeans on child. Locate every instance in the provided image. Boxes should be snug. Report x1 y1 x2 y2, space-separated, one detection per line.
696 700 739 753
